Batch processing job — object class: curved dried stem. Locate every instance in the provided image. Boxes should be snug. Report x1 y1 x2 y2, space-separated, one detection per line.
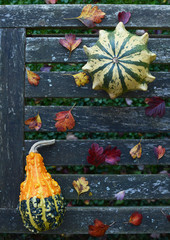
29 139 55 154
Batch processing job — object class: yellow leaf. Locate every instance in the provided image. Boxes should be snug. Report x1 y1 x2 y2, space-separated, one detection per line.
26 69 40 86
72 72 90 87
72 177 90 196
129 142 142 159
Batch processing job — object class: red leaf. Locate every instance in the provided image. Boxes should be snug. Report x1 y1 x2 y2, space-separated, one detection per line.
129 212 143 226
59 34 82 56
55 105 75 132
88 219 110 237
87 143 105 167
145 97 165 118
154 145 165 160
118 11 131 25
104 146 121 165
161 210 170 222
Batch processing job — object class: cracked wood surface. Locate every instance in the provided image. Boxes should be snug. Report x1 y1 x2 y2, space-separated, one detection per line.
24 106 170 133
0 28 25 208
0 207 170 234
1 4 170 29
26 37 170 64
25 71 170 98
24 139 170 166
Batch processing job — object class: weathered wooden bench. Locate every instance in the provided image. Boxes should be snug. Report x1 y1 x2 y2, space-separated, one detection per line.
0 4 170 235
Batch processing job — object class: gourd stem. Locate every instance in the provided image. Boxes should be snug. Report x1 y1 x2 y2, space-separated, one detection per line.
29 139 55 154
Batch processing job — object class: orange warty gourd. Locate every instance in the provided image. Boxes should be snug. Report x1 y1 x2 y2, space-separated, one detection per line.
19 140 65 233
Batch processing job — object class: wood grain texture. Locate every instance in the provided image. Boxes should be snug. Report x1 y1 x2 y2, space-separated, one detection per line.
25 139 170 166
0 207 170 234
26 37 170 64
0 28 25 208
52 174 170 200
1 4 170 29
25 71 170 98
24 106 170 133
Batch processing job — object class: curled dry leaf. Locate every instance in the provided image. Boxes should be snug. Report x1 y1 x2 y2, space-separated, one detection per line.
72 177 90 197
145 97 165 118
87 143 105 167
55 105 76 132
25 113 42 131
64 4 105 28
73 72 90 87
118 11 131 25
59 34 82 57
129 142 142 159
26 69 40 86
129 212 143 226
104 146 121 165
154 145 165 160
115 190 125 201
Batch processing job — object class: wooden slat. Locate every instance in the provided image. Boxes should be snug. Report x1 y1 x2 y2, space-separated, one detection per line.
26 37 170 64
0 207 170 234
51 174 170 200
1 4 170 29
0 28 25 208
25 106 170 133
25 71 170 98
25 139 170 166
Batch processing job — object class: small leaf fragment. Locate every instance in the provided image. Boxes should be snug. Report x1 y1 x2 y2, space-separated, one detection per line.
59 34 82 56
129 212 143 226
40 64 52 72
118 11 131 25
25 113 42 131
55 105 75 132
72 177 90 197
72 72 90 87
145 97 165 118
130 142 142 159
115 190 125 201
45 0 58 4
154 145 165 160
104 146 121 165
26 69 40 86
88 219 110 237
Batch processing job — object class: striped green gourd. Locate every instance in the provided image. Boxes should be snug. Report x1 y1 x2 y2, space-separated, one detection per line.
82 22 156 99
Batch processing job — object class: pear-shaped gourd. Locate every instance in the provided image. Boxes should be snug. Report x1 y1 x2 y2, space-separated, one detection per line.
19 140 65 233
82 22 156 99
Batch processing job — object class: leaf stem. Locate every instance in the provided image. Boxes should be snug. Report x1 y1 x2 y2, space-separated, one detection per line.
161 210 167 216
70 103 76 112
109 221 115 227
63 17 78 20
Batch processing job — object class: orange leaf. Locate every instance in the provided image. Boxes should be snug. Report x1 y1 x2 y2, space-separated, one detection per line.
88 219 110 237
154 145 165 160
129 142 142 159
59 34 82 56
26 69 40 86
25 113 42 131
55 105 75 132
73 72 90 86
73 177 90 197
64 4 105 28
